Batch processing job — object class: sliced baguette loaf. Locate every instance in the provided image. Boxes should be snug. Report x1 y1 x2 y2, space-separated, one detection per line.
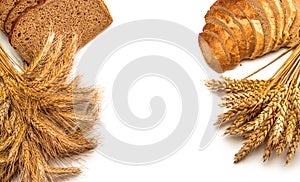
10 0 113 64
4 0 44 34
199 0 300 73
0 0 20 31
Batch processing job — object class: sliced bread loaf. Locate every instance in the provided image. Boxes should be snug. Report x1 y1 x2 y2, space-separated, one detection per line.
234 0 264 59
199 32 230 72
203 23 241 66
4 0 44 34
267 0 284 50
286 0 300 47
10 0 113 64
0 0 20 31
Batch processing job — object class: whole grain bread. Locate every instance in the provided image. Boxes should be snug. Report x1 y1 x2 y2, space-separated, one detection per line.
203 23 241 67
10 0 113 64
0 0 20 31
205 8 249 58
4 0 44 34
199 32 230 73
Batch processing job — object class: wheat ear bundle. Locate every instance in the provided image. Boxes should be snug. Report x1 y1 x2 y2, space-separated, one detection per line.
206 44 300 164
0 33 101 181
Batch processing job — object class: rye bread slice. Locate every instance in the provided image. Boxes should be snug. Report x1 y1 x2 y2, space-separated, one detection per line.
199 32 231 72
245 0 276 55
267 0 284 50
10 0 113 64
286 0 300 47
4 0 44 34
205 8 249 59
234 0 264 59
203 23 241 66
0 0 20 31
281 0 297 45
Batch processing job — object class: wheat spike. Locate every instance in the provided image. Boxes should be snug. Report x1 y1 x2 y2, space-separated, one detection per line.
207 44 300 164
0 34 101 181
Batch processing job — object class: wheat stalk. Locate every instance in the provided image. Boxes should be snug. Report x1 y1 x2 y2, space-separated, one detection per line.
0 34 101 181
207 44 300 164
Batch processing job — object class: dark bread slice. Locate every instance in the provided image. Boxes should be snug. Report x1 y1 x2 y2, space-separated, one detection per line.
205 8 249 59
234 0 264 59
245 0 276 55
10 0 113 64
267 0 284 50
286 0 300 47
199 32 231 72
0 0 20 31
203 23 241 66
281 0 296 45
5 0 44 34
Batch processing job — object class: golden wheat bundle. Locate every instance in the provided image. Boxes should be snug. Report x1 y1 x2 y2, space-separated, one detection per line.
206 44 300 164
0 33 101 181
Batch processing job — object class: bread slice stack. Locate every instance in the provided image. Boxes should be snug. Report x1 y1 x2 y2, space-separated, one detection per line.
0 0 112 64
199 0 300 73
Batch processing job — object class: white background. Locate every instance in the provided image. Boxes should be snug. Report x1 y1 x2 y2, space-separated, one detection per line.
74 0 300 181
